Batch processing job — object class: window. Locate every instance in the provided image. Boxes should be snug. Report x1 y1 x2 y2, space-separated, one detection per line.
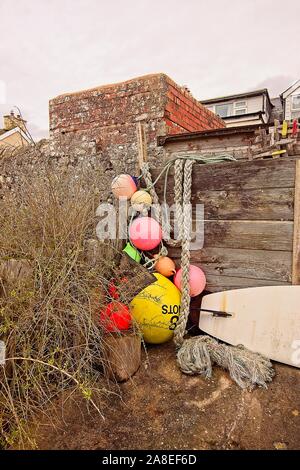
206 99 248 118
292 94 300 110
234 100 247 115
215 103 233 118
235 101 246 107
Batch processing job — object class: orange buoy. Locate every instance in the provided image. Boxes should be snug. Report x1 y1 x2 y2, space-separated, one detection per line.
155 256 176 277
111 174 137 199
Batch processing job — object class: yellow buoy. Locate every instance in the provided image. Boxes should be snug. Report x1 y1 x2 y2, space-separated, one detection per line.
131 189 152 207
130 273 181 344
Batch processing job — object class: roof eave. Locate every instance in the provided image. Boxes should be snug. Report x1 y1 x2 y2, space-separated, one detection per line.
201 89 274 108
158 123 266 146
222 111 264 120
0 126 31 144
280 79 300 99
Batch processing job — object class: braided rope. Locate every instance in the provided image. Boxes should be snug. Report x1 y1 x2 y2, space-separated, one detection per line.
173 159 194 346
171 159 184 245
141 155 275 388
142 163 162 221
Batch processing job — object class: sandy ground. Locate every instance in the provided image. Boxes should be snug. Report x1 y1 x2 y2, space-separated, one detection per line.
34 342 300 450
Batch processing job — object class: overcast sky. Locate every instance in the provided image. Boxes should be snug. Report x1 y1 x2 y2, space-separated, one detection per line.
0 0 299 139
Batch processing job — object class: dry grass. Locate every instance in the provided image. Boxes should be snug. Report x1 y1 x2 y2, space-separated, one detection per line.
0 165 124 448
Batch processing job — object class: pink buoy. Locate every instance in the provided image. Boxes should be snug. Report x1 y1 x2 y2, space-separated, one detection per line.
174 265 206 297
129 216 162 251
111 174 137 199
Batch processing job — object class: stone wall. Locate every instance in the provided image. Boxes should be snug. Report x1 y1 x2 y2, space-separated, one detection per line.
49 74 224 174
1 74 225 197
0 140 112 201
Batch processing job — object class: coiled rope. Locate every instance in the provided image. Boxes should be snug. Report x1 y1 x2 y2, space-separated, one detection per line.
141 154 274 389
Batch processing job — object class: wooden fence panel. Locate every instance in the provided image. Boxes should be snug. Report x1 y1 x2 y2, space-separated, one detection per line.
192 188 294 221
169 247 292 283
292 160 300 284
153 157 300 292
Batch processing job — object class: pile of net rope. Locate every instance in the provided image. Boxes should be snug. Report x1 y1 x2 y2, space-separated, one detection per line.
141 155 274 390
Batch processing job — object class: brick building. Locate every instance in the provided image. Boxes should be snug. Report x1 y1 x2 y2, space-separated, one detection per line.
49 73 224 173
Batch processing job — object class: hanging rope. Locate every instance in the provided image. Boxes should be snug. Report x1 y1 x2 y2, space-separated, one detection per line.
173 158 194 346
141 154 274 389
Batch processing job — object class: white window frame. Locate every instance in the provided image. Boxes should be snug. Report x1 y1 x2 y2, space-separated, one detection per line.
234 100 247 115
206 100 248 118
292 94 300 110
215 103 233 118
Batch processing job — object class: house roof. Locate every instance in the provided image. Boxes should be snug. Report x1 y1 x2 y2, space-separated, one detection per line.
158 123 265 146
221 111 264 120
0 126 31 144
280 79 300 99
201 88 274 107
271 96 282 108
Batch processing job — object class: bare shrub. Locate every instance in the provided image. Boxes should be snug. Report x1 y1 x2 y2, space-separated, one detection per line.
0 164 121 448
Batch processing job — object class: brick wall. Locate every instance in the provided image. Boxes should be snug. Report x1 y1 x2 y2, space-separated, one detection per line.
49 74 225 174
165 76 224 134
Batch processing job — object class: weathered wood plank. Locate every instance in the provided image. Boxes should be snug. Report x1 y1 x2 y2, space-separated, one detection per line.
154 157 296 192
136 121 148 171
194 188 294 221
163 133 255 157
167 188 294 221
203 275 290 293
292 160 300 284
84 239 155 301
202 220 293 251
170 247 292 282
103 332 141 382
164 147 251 162
168 219 293 251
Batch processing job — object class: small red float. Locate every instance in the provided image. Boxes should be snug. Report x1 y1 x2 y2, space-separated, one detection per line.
100 301 132 332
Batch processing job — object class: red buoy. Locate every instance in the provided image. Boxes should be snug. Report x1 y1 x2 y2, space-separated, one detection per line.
100 301 132 332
